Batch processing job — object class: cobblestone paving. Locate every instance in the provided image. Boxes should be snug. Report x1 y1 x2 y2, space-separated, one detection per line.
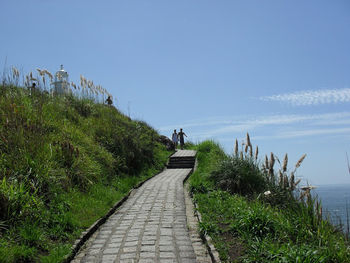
73 168 197 263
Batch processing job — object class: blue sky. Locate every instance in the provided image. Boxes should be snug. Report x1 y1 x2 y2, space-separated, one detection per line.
1 0 350 185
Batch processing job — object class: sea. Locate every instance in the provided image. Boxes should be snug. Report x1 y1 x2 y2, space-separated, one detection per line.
312 184 350 232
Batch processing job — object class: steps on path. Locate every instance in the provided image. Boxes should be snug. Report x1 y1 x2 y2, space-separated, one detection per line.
72 149 204 262
167 150 196 169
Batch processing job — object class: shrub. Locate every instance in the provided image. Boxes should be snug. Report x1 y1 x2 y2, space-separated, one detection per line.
210 156 267 197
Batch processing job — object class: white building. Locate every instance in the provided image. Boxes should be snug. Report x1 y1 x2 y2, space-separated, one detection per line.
51 65 71 95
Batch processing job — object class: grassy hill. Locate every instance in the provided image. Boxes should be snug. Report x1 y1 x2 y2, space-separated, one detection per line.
0 83 170 262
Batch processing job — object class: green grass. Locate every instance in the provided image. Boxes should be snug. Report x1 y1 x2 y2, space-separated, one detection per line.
0 82 170 262
189 140 350 262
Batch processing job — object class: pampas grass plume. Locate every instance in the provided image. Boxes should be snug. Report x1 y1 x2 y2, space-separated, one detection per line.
295 154 306 168
234 139 238 156
282 154 288 173
246 132 251 147
269 152 275 170
244 144 248 153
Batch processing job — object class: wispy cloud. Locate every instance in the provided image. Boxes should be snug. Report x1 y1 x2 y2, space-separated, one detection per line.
160 112 350 141
260 88 350 106
197 112 350 138
275 127 350 139
158 118 233 131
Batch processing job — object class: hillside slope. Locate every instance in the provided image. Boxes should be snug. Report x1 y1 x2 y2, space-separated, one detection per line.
0 84 170 262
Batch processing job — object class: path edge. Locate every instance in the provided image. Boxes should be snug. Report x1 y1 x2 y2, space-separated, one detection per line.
183 158 221 263
64 153 174 263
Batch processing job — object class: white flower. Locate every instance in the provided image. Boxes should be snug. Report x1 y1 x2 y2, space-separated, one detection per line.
264 191 271 196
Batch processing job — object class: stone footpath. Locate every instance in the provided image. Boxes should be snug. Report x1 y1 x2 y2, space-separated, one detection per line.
73 150 208 263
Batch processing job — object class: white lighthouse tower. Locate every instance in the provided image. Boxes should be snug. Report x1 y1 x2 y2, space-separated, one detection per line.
51 65 71 95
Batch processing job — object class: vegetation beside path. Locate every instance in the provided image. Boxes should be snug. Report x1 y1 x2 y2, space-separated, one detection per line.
0 83 170 262
2 72 350 263
189 140 350 262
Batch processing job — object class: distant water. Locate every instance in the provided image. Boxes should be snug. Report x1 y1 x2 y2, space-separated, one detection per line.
313 184 350 231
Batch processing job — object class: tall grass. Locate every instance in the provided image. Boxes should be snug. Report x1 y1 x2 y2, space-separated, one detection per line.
0 70 170 262
3 66 112 104
189 138 350 262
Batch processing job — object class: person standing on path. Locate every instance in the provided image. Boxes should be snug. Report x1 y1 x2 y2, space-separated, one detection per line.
178 128 187 150
172 129 178 149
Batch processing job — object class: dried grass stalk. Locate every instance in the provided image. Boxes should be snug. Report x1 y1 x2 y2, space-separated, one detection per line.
234 139 238 156
295 154 307 169
290 171 295 190
45 70 53 81
36 68 44 76
282 154 288 172
279 171 283 186
284 175 289 189
12 67 19 78
244 144 248 153
246 133 251 147
249 145 253 158
269 152 275 170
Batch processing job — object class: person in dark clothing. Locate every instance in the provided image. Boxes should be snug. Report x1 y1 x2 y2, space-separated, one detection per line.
30 82 36 94
178 128 187 150
105 96 113 105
